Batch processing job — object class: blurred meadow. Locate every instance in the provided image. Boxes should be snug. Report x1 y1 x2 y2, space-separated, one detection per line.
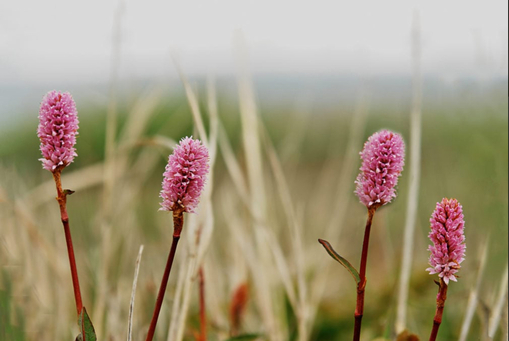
1 71 507 340
0 1 508 341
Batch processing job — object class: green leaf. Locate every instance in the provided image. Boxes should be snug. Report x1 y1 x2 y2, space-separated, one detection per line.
77 307 97 341
318 239 360 285
224 334 262 341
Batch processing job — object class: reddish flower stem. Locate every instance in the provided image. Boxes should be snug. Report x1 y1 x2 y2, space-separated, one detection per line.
52 170 83 317
429 279 448 341
145 210 184 341
353 207 376 341
198 266 207 341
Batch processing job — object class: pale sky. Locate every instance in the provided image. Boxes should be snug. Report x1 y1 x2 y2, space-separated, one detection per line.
0 0 507 87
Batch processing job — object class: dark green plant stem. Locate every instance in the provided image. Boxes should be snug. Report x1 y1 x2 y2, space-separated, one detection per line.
52 169 83 316
353 206 376 341
145 210 184 341
429 279 448 341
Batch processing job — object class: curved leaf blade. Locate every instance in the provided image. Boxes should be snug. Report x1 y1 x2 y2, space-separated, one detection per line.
318 238 360 285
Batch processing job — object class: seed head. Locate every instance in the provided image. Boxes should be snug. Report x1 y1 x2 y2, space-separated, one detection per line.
355 129 405 208
160 137 209 213
37 91 79 172
427 198 466 285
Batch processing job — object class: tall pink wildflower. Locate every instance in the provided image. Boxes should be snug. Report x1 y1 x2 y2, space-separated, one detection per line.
160 137 209 213
37 91 79 172
355 130 405 208
427 198 466 285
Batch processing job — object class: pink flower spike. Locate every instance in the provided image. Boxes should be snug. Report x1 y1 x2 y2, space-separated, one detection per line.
37 91 79 172
355 129 405 208
427 198 466 285
160 137 209 213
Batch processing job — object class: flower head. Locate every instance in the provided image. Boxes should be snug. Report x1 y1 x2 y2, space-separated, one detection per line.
427 198 466 285
160 137 209 213
37 91 79 172
355 129 405 208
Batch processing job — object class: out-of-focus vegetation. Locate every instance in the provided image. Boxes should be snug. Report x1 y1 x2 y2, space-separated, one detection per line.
0 77 507 341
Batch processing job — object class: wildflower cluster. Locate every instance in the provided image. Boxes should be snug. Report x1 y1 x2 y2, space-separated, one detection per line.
160 137 209 213
355 130 405 208
427 198 466 285
38 91 79 172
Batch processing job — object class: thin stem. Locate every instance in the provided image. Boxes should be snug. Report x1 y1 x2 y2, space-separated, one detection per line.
52 170 83 316
353 207 376 341
198 266 207 341
429 279 448 341
145 211 184 341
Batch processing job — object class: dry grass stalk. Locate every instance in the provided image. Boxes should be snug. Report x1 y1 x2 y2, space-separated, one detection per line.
233 30 284 341
459 239 489 341
262 125 309 340
127 245 144 341
396 11 423 334
488 263 508 339
164 69 218 341
308 90 369 328
95 89 164 336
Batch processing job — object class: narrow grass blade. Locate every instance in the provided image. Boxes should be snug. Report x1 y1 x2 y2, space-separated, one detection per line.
318 239 360 285
119 87 162 147
173 57 209 147
206 75 219 165
488 263 508 339
395 11 423 334
217 124 250 206
127 245 144 341
459 238 489 341
262 125 309 340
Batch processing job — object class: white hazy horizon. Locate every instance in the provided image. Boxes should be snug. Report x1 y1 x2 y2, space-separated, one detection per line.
0 0 507 86
0 0 507 127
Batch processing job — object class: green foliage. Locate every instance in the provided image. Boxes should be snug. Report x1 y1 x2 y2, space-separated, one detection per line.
318 239 360 285
0 272 26 341
77 307 97 341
